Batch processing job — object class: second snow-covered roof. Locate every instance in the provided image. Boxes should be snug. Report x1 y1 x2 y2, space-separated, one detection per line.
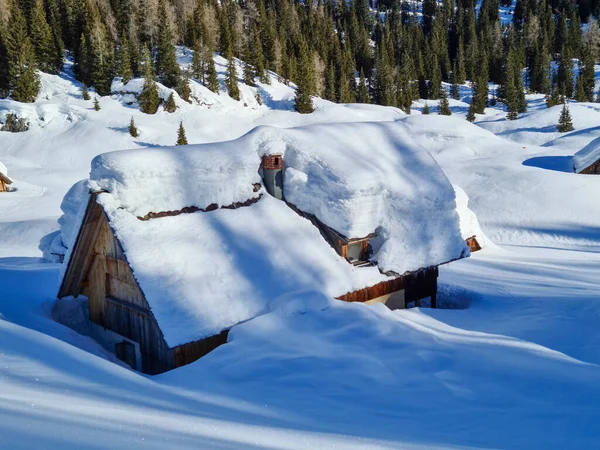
573 137 600 173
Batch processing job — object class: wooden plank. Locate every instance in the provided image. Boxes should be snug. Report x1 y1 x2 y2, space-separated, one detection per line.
58 193 105 298
88 254 107 326
172 330 229 369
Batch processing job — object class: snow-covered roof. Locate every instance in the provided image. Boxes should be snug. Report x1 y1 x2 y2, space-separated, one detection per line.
573 137 600 173
0 161 7 176
62 121 467 347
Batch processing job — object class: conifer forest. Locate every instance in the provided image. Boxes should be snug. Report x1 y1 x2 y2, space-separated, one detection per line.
1 0 600 112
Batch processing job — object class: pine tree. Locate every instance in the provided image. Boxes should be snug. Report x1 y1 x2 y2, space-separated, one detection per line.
192 40 203 81
207 56 219 93
30 0 59 74
176 121 188 145
155 0 180 88
178 73 192 103
423 103 430 114
357 69 370 104
225 51 240 101
466 99 476 122
557 45 574 98
164 92 177 112
438 87 451 115
450 82 460 100
557 100 574 132
129 117 139 137
82 83 90 100
120 38 133 84
5 3 40 102
139 57 161 114
294 39 315 114
578 42 595 102
94 96 100 111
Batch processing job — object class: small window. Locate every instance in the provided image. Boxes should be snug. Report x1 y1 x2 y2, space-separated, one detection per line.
274 157 280 166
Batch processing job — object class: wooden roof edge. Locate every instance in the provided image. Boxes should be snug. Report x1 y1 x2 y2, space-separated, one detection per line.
0 172 13 184
57 192 101 299
284 200 377 244
137 194 262 221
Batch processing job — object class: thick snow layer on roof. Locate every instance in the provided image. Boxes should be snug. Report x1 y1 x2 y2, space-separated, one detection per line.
0 160 7 176
89 143 262 217
98 194 387 347
267 121 467 273
572 137 600 173
453 185 488 248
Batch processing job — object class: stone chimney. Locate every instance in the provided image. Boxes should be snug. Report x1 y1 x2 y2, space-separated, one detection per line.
262 154 284 200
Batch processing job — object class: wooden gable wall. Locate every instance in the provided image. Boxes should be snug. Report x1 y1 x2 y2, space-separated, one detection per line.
59 193 227 375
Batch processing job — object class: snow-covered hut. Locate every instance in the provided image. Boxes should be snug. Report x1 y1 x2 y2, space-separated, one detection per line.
57 122 468 374
573 137 600 174
0 161 13 192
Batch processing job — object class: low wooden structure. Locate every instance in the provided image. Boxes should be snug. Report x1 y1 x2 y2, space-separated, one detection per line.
577 160 600 174
0 172 12 192
58 193 228 375
465 236 482 252
337 266 438 309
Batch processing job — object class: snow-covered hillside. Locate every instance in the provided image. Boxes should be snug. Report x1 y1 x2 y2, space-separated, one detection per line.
2 54 600 449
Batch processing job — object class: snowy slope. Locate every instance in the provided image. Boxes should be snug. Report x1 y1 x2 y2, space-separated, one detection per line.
2 53 600 449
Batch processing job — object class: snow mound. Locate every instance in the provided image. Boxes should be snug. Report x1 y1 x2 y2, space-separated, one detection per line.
453 185 489 248
572 137 600 173
89 143 262 217
98 194 388 347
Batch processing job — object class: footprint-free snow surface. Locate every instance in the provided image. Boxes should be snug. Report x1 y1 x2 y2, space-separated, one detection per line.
2 56 600 449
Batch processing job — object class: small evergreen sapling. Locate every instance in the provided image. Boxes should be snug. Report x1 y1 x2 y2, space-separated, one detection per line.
129 117 139 137
438 88 451 115
82 83 90 100
176 121 188 145
164 92 177 112
178 74 192 103
466 100 476 122
94 96 100 111
557 100 574 132
423 103 430 115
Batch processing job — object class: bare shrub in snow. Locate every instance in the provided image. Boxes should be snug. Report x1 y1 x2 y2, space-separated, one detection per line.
1 113 29 132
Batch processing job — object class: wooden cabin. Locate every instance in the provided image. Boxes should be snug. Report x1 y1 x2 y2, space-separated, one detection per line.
573 138 600 174
58 192 228 375
57 125 468 375
0 171 12 192
576 159 600 174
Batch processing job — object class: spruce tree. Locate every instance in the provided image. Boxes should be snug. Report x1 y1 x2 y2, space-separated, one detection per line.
438 87 451 115
139 58 161 114
557 45 574 98
5 3 40 102
120 38 133 84
225 50 240 101
450 82 460 100
556 97 574 133
155 0 180 88
578 42 595 102
557 100 574 132
466 99 476 122
94 96 100 111
129 117 139 137
178 73 192 103
207 56 219 93
176 121 188 145
30 0 59 74
82 83 90 100
357 69 370 104
423 103 430 114
164 92 177 112
192 41 203 81
294 40 315 114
